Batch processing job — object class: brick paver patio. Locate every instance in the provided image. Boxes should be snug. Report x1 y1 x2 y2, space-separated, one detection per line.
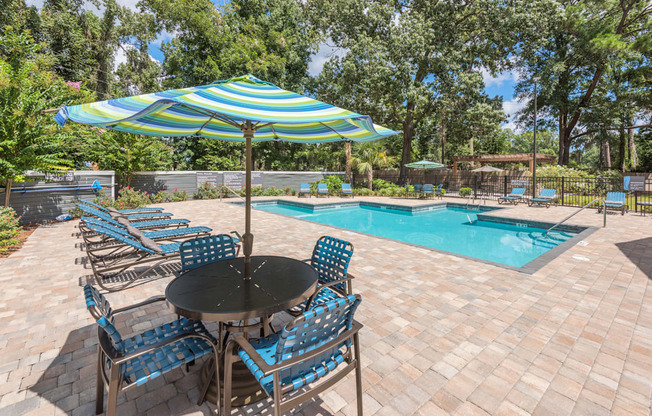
0 196 650 415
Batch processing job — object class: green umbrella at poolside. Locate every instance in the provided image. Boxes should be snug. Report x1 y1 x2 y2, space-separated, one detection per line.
405 160 445 184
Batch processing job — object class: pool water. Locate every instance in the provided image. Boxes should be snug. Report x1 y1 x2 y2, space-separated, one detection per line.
255 203 575 268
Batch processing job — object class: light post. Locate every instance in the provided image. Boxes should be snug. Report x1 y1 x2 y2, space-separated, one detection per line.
532 76 540 199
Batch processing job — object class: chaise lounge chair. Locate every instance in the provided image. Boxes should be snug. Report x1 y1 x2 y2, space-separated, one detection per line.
78 198 164 215
498 187 526 205
598 192 628 215
77 201 173 221
77 203 190 229
317 183 329 197
341 183 354 198
528 188 556 208
298 183 311 198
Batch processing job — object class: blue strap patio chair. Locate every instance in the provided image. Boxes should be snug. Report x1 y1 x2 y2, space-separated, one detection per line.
83 284 218 416
289 236 354 316
528 188 557 208
298 183 311 198
598 192 628 215
498 187 526 205
317 183 329 197
77 203 190 229
83 223 185 292
435 184 445 199
341 183 354 198
78 198 164 215
224 294 364 416
77 201 173 221
421 183 435 199
179 234 238 272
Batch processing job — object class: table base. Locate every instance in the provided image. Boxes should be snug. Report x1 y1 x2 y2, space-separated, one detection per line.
199 357 267 407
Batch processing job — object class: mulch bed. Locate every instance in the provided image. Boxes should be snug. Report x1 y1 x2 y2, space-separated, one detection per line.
0 224 39 258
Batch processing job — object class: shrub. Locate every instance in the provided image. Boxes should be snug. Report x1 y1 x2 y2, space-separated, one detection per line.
193 182 221 200
353 188 375 196
311 175 344 194
282 186 295 196
151 190 173 203
114 187 152 209
0 207 21 254
436 188 446 197
170 189 189 202
459 187 473 197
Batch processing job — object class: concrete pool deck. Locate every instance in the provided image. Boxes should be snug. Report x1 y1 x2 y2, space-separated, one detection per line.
0 196 650 415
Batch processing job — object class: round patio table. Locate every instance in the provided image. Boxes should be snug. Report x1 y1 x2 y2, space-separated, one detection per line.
165 255 318 407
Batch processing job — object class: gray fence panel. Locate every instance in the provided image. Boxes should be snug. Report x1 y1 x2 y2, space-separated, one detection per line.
262 172 344 190
131 172 199 195
0 171 115 223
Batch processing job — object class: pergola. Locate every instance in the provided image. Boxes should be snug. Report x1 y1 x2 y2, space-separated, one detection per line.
451 153 557 174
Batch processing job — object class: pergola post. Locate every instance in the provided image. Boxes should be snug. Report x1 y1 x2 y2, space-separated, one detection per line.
453 158 458 175
529 156 534 173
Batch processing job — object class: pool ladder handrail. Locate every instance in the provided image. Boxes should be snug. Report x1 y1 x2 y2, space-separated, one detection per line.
465 193 485 210
544 198 606 236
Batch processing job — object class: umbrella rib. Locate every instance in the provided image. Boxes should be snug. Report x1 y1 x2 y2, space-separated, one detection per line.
318 122 347 139
177 104 242 129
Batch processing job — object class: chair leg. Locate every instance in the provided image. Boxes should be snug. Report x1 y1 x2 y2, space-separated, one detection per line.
224 344 235 416
354 333 363 416
105 366 120 416
95 349 104 415
273 372 282 416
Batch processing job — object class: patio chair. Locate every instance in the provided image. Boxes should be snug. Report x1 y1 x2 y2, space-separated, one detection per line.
317 183 329 197
421 184 435 199
598 192 628 215
341 183 354 198
80 217 212 254
77 201 173 221
83 222 184 291
289 236 354 315
179 234 239 272
298 183 311 198
83 284 219 416
435 184 445 199
77 203 190 229
224 294 363 416
528 188 557 208
413 184 423 198
78 198 164 215
498 187 526 205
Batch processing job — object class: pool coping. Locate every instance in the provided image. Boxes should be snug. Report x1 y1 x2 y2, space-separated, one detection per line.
246 199 600 275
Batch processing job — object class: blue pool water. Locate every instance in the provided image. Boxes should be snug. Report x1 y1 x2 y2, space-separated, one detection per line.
255 203 576 268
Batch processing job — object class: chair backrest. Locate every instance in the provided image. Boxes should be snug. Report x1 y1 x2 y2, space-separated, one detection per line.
275 294 361 383
82 217 129 236
77 203 113 221
436 184 443 190
83 284 125 353
414 184 422 191
300 183 310 192
318 183 328 192
78 199 109 213
179 234 237 271
605 192 625 203
511 187 526 196
310 236 353 292
86 223 153 253
422 184 434 192
539 188 556 198
342 183 352 192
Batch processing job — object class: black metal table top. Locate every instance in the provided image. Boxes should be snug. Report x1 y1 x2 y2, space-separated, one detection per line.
166 256 318 321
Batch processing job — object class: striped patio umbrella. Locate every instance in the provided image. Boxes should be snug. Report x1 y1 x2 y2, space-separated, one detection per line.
405 160 445 169
52 74 398 276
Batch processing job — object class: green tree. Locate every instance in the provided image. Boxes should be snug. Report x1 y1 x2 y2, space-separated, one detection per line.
0 29 88 206
351 142 394 190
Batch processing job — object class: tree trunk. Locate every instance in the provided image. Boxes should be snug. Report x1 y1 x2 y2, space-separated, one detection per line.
398 102 416 185
469 137 474 167
367 168 373 190
441 111 446 164
603 141 611 169
3 178 12 207
618 121 626 172
345 142 352 183
628 126 637 169
558 112 567 165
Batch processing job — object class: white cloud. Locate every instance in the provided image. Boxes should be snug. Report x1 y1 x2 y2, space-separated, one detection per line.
502 97 529 133
481 68 519 89
308 41 347 77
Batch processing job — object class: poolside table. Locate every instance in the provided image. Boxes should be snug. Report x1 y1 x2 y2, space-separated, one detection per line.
636 201 652 216
165 255 318 407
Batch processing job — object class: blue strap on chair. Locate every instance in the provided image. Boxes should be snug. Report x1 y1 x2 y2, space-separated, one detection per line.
179 234 237 271
311 236 353 293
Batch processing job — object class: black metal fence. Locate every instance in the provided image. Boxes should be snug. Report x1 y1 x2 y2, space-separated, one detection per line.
355 171 652 213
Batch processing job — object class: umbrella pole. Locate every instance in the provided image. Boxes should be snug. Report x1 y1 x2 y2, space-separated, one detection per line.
243 122 254 279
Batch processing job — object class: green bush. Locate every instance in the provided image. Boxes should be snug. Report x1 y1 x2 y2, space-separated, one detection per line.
353 188 375 196
193 182 221 200
0 207 21 254
459 187 473 197
114 187 152 209
170 189 189 202
436 188 446 197
311 175 344 194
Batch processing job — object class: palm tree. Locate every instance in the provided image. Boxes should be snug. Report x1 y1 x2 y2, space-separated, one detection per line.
351 143 395 190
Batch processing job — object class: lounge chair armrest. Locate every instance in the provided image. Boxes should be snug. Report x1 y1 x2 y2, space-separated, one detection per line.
317 275 355 289
114 332 217 365
230 231 242 241
113 296 167 314
604 201 623 205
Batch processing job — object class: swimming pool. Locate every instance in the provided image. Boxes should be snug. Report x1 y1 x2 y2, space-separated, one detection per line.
254 201 581 269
